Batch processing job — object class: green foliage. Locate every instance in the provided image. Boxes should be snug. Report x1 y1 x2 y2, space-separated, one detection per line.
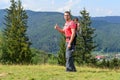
27 11 64 53
0 31 3 58
75 8 97 65
57 36 66 66
92 20 120 52
1 0 32 64
31 48 49 64
0 10 120 53
47 54 58 64
95 58 120 69
29 48 58 65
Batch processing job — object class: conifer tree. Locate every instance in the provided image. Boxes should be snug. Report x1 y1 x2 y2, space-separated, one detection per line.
75 8 97 64
1 0 32 64
57 36 66 66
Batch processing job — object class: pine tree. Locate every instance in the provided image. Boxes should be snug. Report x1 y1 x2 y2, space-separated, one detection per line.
1 0 32 64
75 8 97 65
57 36 66 66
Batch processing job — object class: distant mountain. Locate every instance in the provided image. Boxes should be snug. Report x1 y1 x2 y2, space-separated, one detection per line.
0 9 120 53
26 10 64 53
92 16 120 23
0 9 6 28
91 20 120 52
0 9 64 53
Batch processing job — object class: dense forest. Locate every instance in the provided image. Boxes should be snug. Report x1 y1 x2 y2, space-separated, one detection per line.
0 9 120 53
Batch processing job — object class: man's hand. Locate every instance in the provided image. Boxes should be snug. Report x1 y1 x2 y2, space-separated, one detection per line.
67 42 71 48
54 24 59 30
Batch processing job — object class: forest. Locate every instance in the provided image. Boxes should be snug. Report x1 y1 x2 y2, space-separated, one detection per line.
0 9 120 53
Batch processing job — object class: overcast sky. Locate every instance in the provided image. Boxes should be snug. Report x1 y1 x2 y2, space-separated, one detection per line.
0 0 120 17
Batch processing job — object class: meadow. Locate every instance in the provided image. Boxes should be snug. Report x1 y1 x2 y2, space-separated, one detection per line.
0 64 120 80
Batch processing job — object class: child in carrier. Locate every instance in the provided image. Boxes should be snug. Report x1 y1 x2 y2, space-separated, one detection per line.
73 17 80 36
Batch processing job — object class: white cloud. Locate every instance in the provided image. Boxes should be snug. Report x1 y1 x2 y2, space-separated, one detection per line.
88 8 113 17
51 0 55 5
0 0 9 3
107 10 113 15
96 8 113 16
21 0 44 11
56 0 81 12
0 0 10 9
0 0 117 16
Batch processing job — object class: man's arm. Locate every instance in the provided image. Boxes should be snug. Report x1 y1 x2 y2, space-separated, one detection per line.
67 28 76 48
54 24 65 34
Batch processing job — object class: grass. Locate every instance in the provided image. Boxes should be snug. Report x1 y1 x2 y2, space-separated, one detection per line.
0 64 120 80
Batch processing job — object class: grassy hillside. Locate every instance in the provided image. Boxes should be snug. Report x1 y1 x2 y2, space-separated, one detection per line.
0 64 120 80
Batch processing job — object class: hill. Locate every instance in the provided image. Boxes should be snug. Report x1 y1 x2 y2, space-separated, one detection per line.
0 9 120 53
91 19 120 52
0 64 120 80
92 16 120 23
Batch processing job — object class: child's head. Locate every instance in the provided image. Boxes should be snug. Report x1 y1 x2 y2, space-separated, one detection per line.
73 17 79 23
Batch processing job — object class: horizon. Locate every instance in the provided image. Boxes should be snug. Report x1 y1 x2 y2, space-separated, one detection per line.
1 9 120 17
0 0 120 17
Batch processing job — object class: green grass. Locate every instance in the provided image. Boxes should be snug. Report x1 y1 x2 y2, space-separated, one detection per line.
0 64 120 80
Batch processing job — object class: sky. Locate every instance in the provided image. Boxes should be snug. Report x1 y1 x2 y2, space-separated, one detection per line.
0 0 120 17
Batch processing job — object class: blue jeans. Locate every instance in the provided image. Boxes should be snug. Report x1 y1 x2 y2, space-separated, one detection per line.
66 42 76 71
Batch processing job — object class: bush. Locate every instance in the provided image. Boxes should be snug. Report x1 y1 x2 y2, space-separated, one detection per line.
47 54 58 64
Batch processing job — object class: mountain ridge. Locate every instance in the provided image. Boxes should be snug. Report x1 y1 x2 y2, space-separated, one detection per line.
0 9 120 53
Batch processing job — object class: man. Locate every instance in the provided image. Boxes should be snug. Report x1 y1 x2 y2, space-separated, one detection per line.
54 11 77 72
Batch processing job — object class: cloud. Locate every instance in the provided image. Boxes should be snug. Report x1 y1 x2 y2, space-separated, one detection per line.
0 0 82 14
0 0 116 16
56 0 81 12
21 0 55 11
21 0 44 11
51 0 55 5
106 10 113 15
87 7 113 17
96 8 113 16
0 0 10 9
0 0 9 3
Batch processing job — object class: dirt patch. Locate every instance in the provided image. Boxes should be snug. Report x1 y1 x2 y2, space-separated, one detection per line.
0 73 8 77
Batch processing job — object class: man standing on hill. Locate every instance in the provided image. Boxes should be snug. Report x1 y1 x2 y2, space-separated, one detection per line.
54 11 77 72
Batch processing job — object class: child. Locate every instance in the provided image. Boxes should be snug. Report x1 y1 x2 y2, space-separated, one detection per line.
73 17 80 35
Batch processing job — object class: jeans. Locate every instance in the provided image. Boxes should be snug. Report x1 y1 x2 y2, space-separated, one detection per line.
65 42 76 71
